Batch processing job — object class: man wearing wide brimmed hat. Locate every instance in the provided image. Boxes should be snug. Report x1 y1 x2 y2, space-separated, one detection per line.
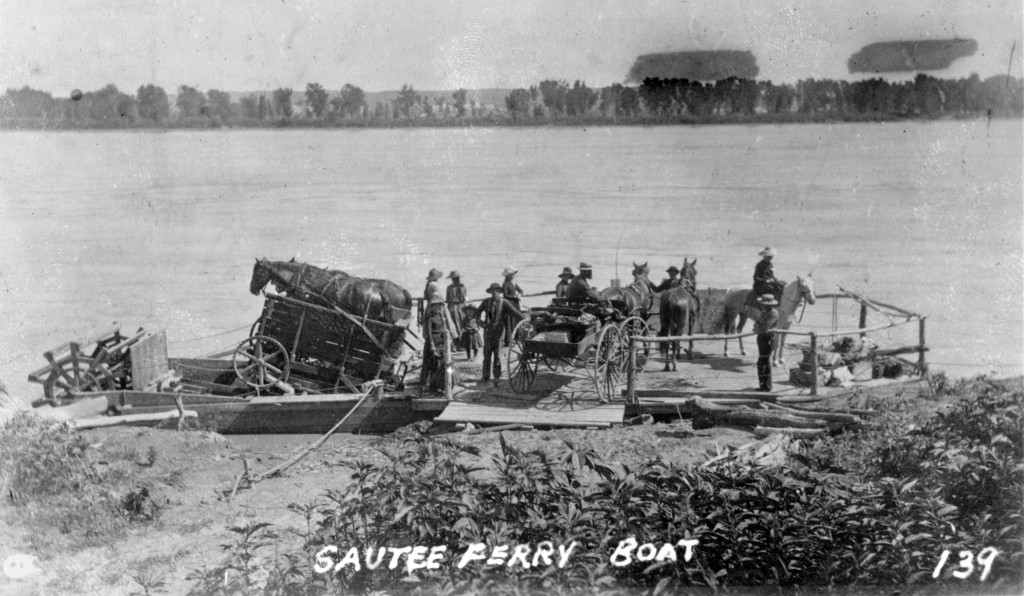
654 265 682 292
753 293 780 391
420 268 447 394
567 262 610 305
753 246 782 299
475 282 526 386
445 271 467 338
501 266 525 347
554 267 574 299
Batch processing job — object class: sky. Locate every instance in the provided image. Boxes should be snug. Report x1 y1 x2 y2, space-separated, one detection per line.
1 0 1021 96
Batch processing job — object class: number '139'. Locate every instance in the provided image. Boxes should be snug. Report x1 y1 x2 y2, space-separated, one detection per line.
933 547 999 581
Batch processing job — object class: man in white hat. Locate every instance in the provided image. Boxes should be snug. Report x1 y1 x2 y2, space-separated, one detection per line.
445 271 467 338
420 268 447 394
754 293 780 391
501 266 524 347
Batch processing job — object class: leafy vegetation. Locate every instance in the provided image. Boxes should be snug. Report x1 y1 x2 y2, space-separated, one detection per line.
0 412 160 552
185 377 1023 594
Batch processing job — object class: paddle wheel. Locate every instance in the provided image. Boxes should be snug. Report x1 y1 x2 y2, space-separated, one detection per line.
27 324 147 406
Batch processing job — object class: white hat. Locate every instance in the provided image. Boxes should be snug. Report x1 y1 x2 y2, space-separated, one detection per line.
758 247 777 257
502 266 518 277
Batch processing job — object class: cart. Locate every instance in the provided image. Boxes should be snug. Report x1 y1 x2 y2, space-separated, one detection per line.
231 294 409 395
505 302 651 402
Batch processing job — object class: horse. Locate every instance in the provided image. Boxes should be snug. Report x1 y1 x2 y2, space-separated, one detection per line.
249 258 414 325
658 258 698 371
719 275 816 364
600 261 657 317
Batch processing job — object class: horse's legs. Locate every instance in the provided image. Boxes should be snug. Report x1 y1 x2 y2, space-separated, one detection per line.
773 331 787 366
736 314 748 356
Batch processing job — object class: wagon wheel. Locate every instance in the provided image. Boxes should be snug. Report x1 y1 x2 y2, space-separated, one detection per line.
43 356 118 406
619 316 652 373
593 324 626 403
543 356 567 372
233 335 291 390
507 319 538 393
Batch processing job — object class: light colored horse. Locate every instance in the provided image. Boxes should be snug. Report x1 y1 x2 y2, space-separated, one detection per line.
719 275 816 365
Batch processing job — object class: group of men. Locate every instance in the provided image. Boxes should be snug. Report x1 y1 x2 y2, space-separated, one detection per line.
418 246 786 394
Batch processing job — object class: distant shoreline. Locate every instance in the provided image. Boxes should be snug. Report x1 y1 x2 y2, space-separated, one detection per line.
1 111 1014 131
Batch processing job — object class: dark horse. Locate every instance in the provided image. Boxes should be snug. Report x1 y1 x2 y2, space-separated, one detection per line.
658 258 698 371
599 261 657 317
249 258 414 325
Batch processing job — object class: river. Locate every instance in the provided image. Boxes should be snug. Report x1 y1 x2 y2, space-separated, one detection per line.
0 120 1020 401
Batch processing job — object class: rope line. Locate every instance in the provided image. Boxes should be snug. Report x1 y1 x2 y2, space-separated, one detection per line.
167 324 251 344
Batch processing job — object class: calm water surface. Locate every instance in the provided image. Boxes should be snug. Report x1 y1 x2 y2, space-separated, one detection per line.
0 121 1020 400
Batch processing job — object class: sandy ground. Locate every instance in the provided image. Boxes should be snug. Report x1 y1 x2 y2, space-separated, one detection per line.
0 376 928 596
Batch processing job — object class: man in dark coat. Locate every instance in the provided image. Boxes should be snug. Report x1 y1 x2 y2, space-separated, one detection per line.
753 246 781 298
554 267 574 298
566 262 610 305
654 266 681 292
475 283 526 385
754 294 780 391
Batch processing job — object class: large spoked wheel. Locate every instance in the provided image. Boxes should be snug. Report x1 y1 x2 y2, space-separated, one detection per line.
43 357 118 406
507 320 538 393
619 317 652 373
233 335 291 390
593 324 626 403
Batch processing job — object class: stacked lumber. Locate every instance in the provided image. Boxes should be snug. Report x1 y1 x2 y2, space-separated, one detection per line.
690 396 864 435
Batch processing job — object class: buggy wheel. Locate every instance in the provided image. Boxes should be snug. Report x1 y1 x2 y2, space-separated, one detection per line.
593 324 626 402
233 335 291 390
619 317 652 373
43 356 118 406
507 320 537 393
543 356 567 372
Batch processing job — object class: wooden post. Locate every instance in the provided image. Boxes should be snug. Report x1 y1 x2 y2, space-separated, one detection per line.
443 316 453 401
810 332 818 396
626 335 636 406
858 303 868 338
918 316 927 375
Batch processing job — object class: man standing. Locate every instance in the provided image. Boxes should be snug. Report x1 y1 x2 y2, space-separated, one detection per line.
476 282 526 386
420 268 447 394
554 267 574 298
445 271 467 337
654 266 681 292
501 266 524 346
566 262 610 305
754 294 780 392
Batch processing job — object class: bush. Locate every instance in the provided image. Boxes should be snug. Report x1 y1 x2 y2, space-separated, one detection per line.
0 412 158 551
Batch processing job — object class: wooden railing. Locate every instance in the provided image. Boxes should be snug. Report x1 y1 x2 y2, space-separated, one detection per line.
624 289 926 402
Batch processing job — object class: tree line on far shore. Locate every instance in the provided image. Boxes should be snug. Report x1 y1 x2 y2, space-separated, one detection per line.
1 73 1021 129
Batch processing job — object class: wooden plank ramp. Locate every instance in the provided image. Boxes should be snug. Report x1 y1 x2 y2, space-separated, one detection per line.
436 394 624 428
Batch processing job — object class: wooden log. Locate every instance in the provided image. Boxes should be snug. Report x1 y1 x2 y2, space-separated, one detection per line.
464 423 534 435
786 404 877 416
74 410 197 430
753 426 827 439
762 402 863 426
691 397 826 429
